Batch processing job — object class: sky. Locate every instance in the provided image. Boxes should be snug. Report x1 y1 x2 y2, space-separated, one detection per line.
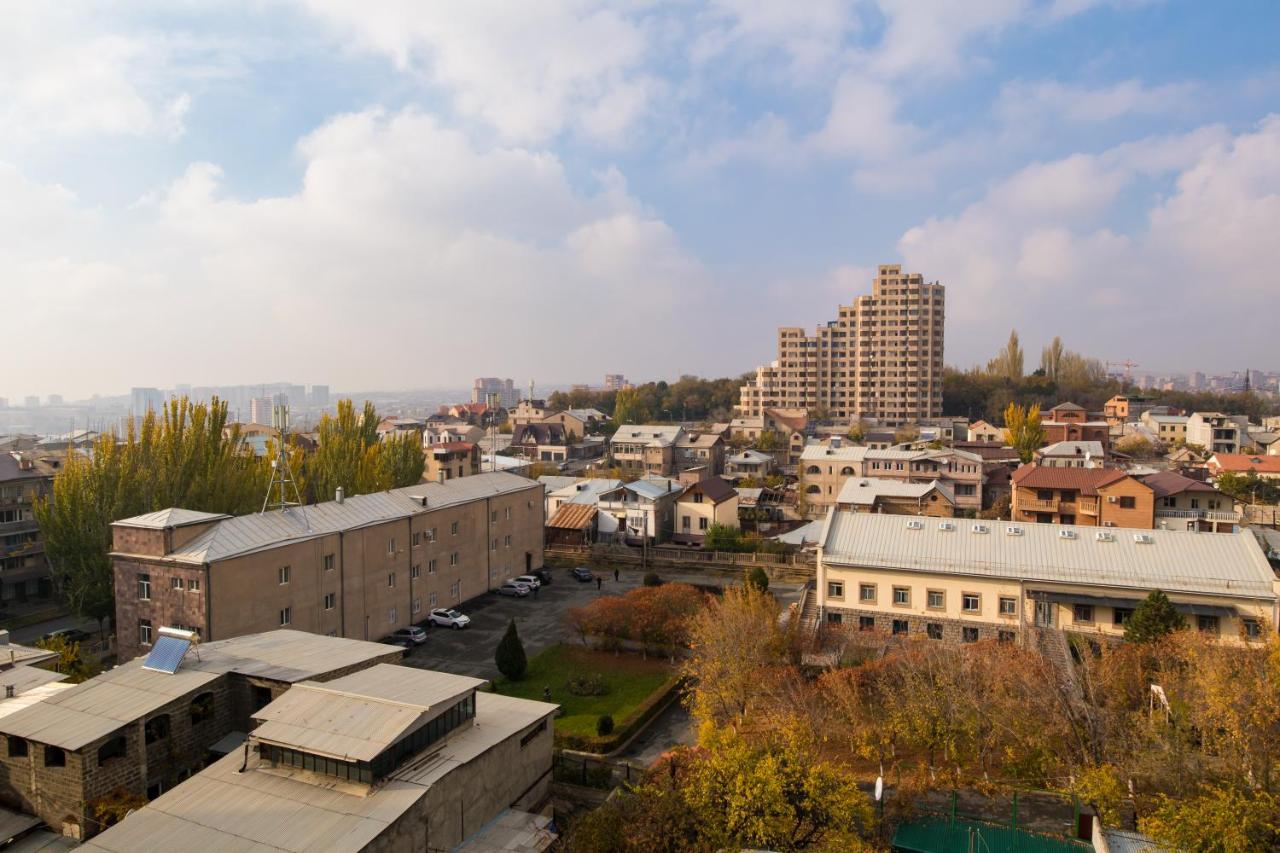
3 1 1279 400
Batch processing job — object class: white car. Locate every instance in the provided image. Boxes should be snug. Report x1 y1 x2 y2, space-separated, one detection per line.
513 575 542 589
428 608 471 630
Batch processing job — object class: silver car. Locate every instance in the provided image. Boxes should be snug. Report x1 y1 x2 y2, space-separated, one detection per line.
513 574 542 589
497 581 530 597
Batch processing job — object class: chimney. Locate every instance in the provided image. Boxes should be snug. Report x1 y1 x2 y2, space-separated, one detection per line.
831 436 842 449
419 496 429 508
335 486 344 505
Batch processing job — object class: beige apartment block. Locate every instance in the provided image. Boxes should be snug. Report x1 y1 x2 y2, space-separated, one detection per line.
739 264 944 426
816 510 1276 646
110 473 544 663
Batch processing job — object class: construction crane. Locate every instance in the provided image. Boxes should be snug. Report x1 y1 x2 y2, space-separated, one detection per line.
1106 360 1139 383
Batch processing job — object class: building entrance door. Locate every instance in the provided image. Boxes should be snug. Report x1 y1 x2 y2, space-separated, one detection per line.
1034 599 1055 627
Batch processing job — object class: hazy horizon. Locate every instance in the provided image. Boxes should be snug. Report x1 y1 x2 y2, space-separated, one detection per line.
4 3 1279 400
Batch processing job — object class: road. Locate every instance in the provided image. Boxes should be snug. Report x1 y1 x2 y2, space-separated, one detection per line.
6 614 101 646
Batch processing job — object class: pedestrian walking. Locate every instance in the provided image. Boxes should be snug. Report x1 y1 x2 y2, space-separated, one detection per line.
613 568 620 583
596 575 602 591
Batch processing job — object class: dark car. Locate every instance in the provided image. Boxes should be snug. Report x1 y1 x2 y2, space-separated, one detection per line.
570 567 594 583
533 568 553 585
40 628 92 645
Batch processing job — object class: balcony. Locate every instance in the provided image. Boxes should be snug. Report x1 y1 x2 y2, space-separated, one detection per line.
1019 498 1059 512
0 519 38 535
1156 508 1240 523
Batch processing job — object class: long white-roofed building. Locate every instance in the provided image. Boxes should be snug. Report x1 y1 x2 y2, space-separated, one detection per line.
816 509 1278 645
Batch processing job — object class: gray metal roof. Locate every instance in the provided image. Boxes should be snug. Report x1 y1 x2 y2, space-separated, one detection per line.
800 444 868 463
117 472 537 565
112 508 231 530
1038 440 1105 457
610 424 682 442
821 509 1276 600
836 478 953 506
548 479 621 505
0 630 402 750
80 692 556 853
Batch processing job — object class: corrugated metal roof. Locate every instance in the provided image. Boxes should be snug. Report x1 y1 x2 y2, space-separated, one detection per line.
836 478 953 506
548 479 621 505
0 630 401 750
122 472 537 565
252 665 483 762
80 692 556 853
610 425 682 442
546 503 598 530
0 666 67 694
800 444 868 462
1037 441 1105 457
112 508 231 529
821 510 1276 600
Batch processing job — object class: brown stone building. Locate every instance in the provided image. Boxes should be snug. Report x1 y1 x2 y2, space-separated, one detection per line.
0 629 401 840
1011 465 1155 527
0 451 63 603
424 441 480 482
1042 402 1111 451
111 472 544 663
739 264 945 425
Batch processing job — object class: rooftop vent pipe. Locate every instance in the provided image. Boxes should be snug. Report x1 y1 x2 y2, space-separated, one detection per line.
335 486 344 505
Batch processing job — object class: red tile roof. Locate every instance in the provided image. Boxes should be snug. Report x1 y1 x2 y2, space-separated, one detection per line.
1209 453 1280 475
433 441 475 453
1011 464 1134 495
1140 470 1218 498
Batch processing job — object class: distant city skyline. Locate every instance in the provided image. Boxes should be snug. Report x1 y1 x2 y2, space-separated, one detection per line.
2 3 1278 397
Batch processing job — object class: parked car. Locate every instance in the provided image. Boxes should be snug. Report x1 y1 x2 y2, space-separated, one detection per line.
387 626 428 646
382 635 414 648
570 567 594 583
40 628 92 645
532 568 553 584
427 608 471 630
497 581 530 597
513 574 542 590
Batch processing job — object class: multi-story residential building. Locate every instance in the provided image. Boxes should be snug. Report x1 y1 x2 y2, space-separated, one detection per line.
834 478 955 517
603 374 629 391
1042 402 1111 450
79 662 556 853
129 387 163 419
0 452 60 602
471 377 518 409
1144 471 1239 533
672 478 739 546
249 394 286 426
540 408 607 440
815 511 1274 645
609 424 684 475
800 440 983 516
425 441 480 482
596 476 683 544
1207 452 1280 481
964 420 1003 443
1010 466 1154 527
110 472 544 662
1186 412 1251 455
0 629 402 841
739 264 944 426
1140 411 1188 443
1034 441 1106 468
675 431 726 476
725 449 775 479
1103 395 1157 426
309 384 330 406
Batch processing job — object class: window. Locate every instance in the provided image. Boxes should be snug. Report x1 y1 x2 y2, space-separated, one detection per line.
1119 496 1136 509
8 736 27 758
387 537 396 555
926 622 943 640
926 590 944 610
323 593 335 610
145 714 170 745
859 616 876 631
170 577 183 591
698 518 708 531
892 619 909 635
892 586 910 606
1113 608 1133 626
139 619 153 646
412 532 421 547
827 581 844 599
137 573 151 600
324 553 335 571
490 510 498 523
1036 489 1054 502
278 565 290 585
388 608 397 623
411 564 421 579
190 692 214 725
98 735 127 765
451 521 459 536
451 581 460 600
1243 619 1262 640
412 597 422 615
429 591 438 607
859 583 876 603
279 607 291 626
962 626 980 643
998 630 1016 643
505 534 512 547
961 593 980 613
187 578 201 592
388 572 396 588
1197 614 1219 635
450 552 459 567
426 527 437 542
682 516 690 531
44 746 65 767
826 612 843 624
1073 604 1094 624
505 507 512 520
491 538 498 551
428 559 438 575
999 597 1017 617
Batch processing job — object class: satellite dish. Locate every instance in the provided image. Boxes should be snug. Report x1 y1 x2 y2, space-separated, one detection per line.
875 776 884 802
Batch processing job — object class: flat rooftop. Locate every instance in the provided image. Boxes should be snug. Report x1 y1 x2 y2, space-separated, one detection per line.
821 509 1276 600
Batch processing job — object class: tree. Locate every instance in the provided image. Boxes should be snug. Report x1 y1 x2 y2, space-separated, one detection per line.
612 387 649 426
1041 336 1065 383
35 635 98 683
302 400 423 502
1003 402 1046 464
1124 590 1186 644
703 523 749 553
1144 785 1280 852
1114 433 1162 458
745 565 769 593
495 619 528 680
754 429 782 451
987 329 1025 382
596 714 615 736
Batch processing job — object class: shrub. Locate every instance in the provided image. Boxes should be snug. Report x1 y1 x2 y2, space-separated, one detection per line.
495 619 528 680
596 714 615 736
566 673 611 696
643 572 662 587
745 566 769 593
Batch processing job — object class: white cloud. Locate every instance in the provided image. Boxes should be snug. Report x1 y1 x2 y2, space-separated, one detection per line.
690 0 859 80
809 74 921 161
299 1 656 144
898 117 1280 367
996 78 1198 125
866 0 1031 79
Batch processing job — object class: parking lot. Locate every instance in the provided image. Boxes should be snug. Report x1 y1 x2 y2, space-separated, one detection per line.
401 564 804 680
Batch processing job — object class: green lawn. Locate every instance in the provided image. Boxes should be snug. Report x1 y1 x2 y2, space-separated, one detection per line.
494 644 675 738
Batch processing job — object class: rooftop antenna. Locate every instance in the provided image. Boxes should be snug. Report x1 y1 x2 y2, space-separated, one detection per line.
262 403 308 528
487 392 499 473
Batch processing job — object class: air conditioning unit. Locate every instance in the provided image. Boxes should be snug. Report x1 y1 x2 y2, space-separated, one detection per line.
1134 533 1155 545
1102 521 1116 527
971 524 989 534
1058 529 1077 540
1095 530 1115 542
1107 496 1118 503
1006 526 1024 536
938 521 956 532
905 519 924 530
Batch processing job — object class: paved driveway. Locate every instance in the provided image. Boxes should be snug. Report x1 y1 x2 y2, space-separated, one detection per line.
401 565 803 680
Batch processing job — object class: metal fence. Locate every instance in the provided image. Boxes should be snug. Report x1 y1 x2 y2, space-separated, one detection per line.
552 751 644 790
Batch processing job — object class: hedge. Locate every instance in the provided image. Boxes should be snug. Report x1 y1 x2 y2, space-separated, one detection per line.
556 675 686 754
